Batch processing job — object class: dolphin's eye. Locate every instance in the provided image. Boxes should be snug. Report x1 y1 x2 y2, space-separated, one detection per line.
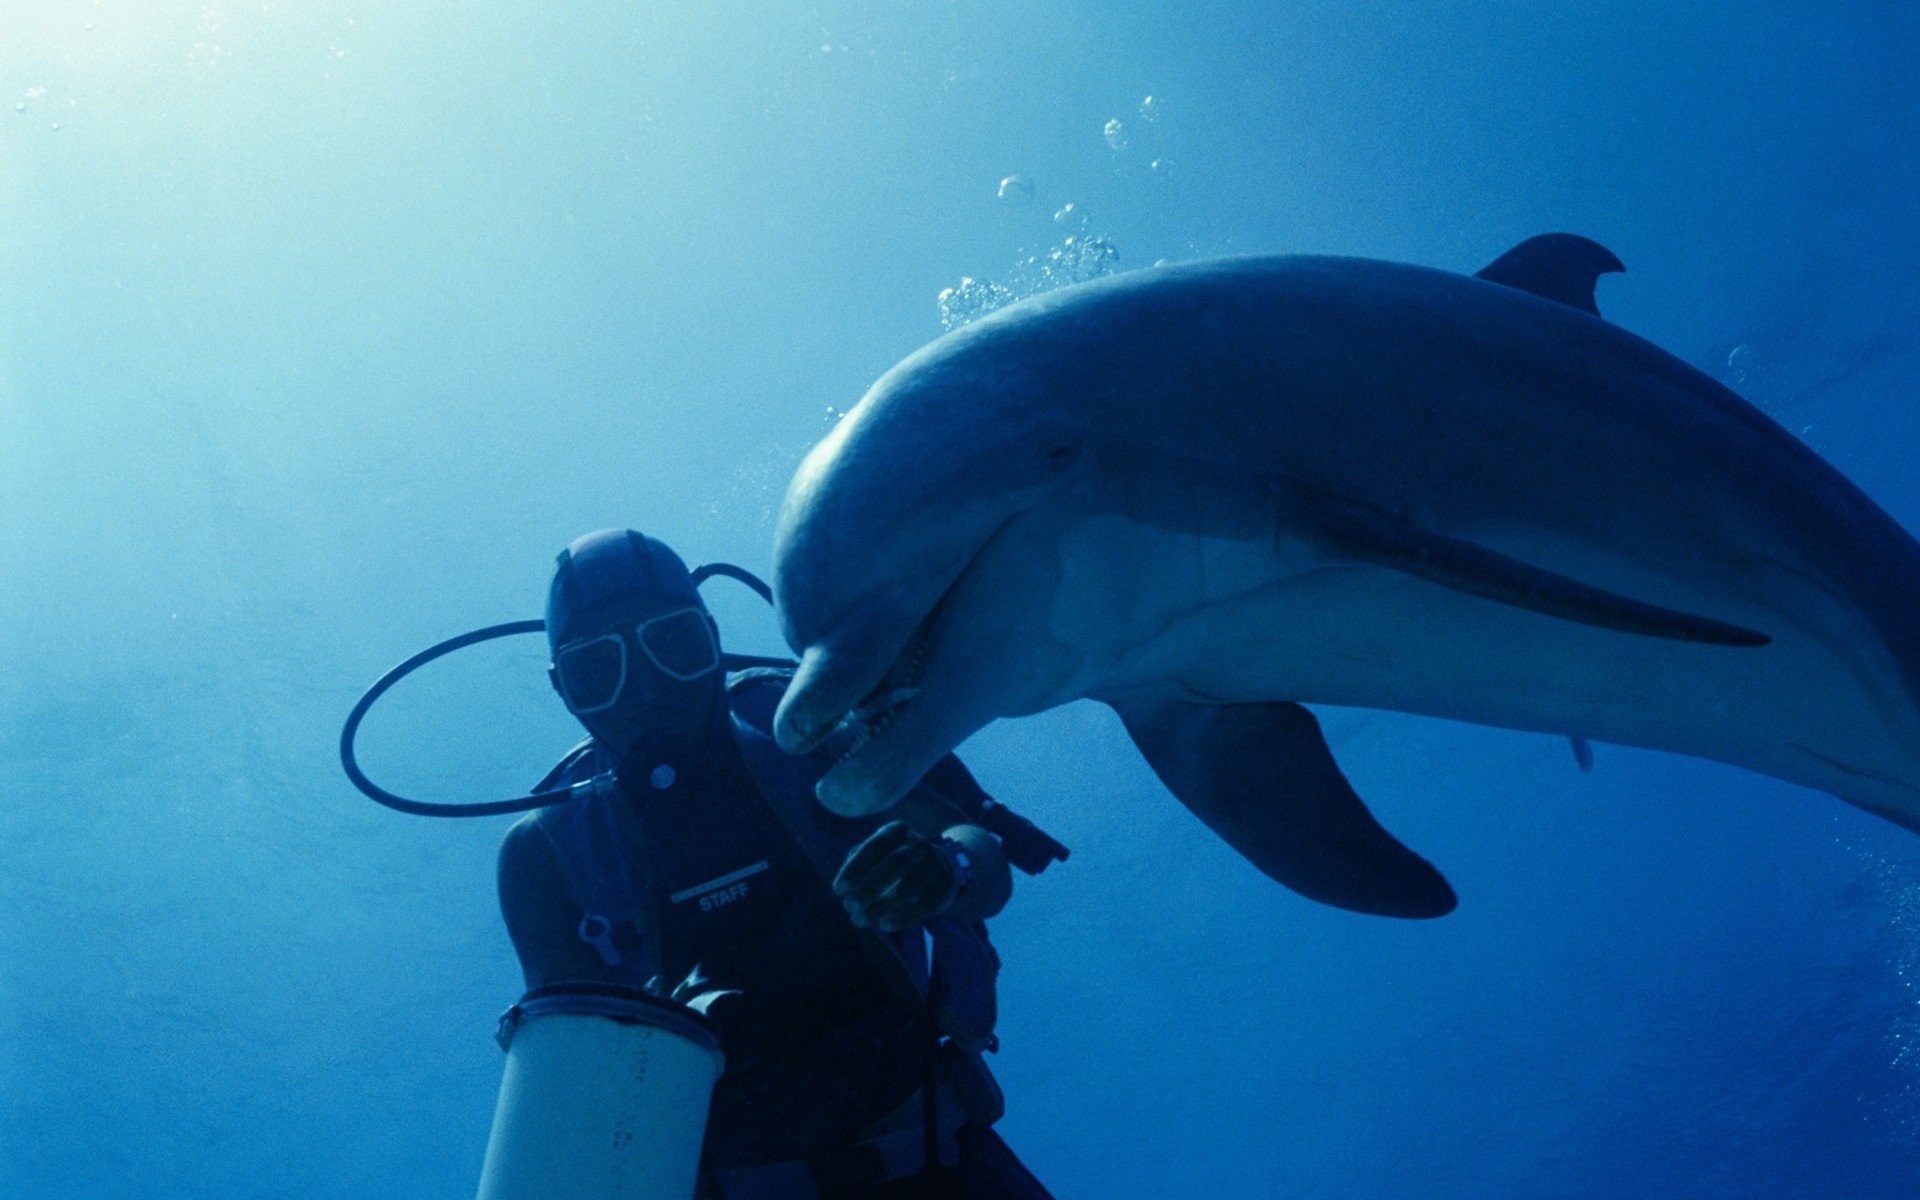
1044 444 1077 470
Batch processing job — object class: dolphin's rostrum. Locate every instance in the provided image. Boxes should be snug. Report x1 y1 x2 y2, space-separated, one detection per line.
770 235 1920 918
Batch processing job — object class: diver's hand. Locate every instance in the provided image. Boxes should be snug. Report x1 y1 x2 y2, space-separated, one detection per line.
833 820 964 932
648 964 745 1020
648 964 747 1061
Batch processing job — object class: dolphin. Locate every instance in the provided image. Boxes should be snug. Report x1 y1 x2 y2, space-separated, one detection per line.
768 235 1920 918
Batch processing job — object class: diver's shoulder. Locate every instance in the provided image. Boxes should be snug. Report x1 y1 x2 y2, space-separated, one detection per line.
726 664 794 694
530 737 603 793
725 665 794 732
497 812 559 899
499 738 601 864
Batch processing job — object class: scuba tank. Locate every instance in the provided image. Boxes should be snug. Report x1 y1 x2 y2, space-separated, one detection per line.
476 985 723 1200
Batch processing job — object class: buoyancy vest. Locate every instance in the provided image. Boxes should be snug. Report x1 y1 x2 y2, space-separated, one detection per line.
530 669 1002 1168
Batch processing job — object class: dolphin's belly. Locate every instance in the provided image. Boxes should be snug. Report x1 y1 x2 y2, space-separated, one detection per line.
1083 523 1920 826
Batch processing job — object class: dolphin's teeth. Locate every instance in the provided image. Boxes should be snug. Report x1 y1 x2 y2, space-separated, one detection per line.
851 687 921 726
823 687 919 773
822 619 939 773
823 717 876 774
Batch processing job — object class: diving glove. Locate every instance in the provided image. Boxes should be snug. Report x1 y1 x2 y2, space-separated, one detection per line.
831 820 969 933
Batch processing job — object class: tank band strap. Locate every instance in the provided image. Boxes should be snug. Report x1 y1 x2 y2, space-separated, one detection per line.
494 986 719 1056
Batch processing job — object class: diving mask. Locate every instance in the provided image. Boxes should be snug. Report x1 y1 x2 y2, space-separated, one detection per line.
551 607 723 716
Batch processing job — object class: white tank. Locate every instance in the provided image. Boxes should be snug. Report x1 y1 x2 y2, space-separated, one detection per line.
476 984 724 1200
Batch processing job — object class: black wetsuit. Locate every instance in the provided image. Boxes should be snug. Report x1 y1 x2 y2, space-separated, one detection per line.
496 674 1054 1200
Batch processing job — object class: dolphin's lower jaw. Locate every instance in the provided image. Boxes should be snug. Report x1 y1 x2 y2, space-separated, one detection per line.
814 754 894 816
775 588 952 813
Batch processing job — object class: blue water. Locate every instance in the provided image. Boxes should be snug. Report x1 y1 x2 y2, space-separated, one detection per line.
5 2 1919 1195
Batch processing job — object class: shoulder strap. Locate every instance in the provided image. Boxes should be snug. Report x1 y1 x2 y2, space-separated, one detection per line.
726 671 1008 1045
729 713 932 1015
917 755 991 823
531 754 665 984
529 738 598 794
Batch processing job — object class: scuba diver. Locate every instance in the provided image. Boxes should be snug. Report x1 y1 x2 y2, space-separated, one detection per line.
495 529 1061 1200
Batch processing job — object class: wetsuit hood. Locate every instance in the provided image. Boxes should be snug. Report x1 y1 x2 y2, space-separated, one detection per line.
548 529 727 768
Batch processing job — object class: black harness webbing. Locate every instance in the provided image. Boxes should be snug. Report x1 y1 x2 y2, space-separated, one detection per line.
730 736 951 1183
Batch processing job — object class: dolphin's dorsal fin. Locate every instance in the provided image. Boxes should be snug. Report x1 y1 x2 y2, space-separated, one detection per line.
1112 695 1457 919
1475 233 1625 316
1301 493 1771 647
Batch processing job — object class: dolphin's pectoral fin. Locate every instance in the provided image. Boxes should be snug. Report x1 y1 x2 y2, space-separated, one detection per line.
1570 737 1595 772
1304 495 1772 647
1112 695 1457 919
1474 233 1625 316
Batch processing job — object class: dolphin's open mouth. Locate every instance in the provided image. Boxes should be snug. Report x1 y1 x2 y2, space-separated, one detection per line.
823 619 939 769
797 513 1021 777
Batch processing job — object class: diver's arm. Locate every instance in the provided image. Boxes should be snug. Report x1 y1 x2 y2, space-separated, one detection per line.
892 786 1013 918
909 755 1016 917
839 792 1015 928
497 817 622 989
936 822 1012 921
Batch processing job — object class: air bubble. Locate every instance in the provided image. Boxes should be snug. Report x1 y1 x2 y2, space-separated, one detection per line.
1103 118 1128 151
934 210 1128 332
937 277 1016 331
1726 343 1754 383
12 102 23 113
1048 235 1119 284
1138 94 1160 122
996 174 1034 207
